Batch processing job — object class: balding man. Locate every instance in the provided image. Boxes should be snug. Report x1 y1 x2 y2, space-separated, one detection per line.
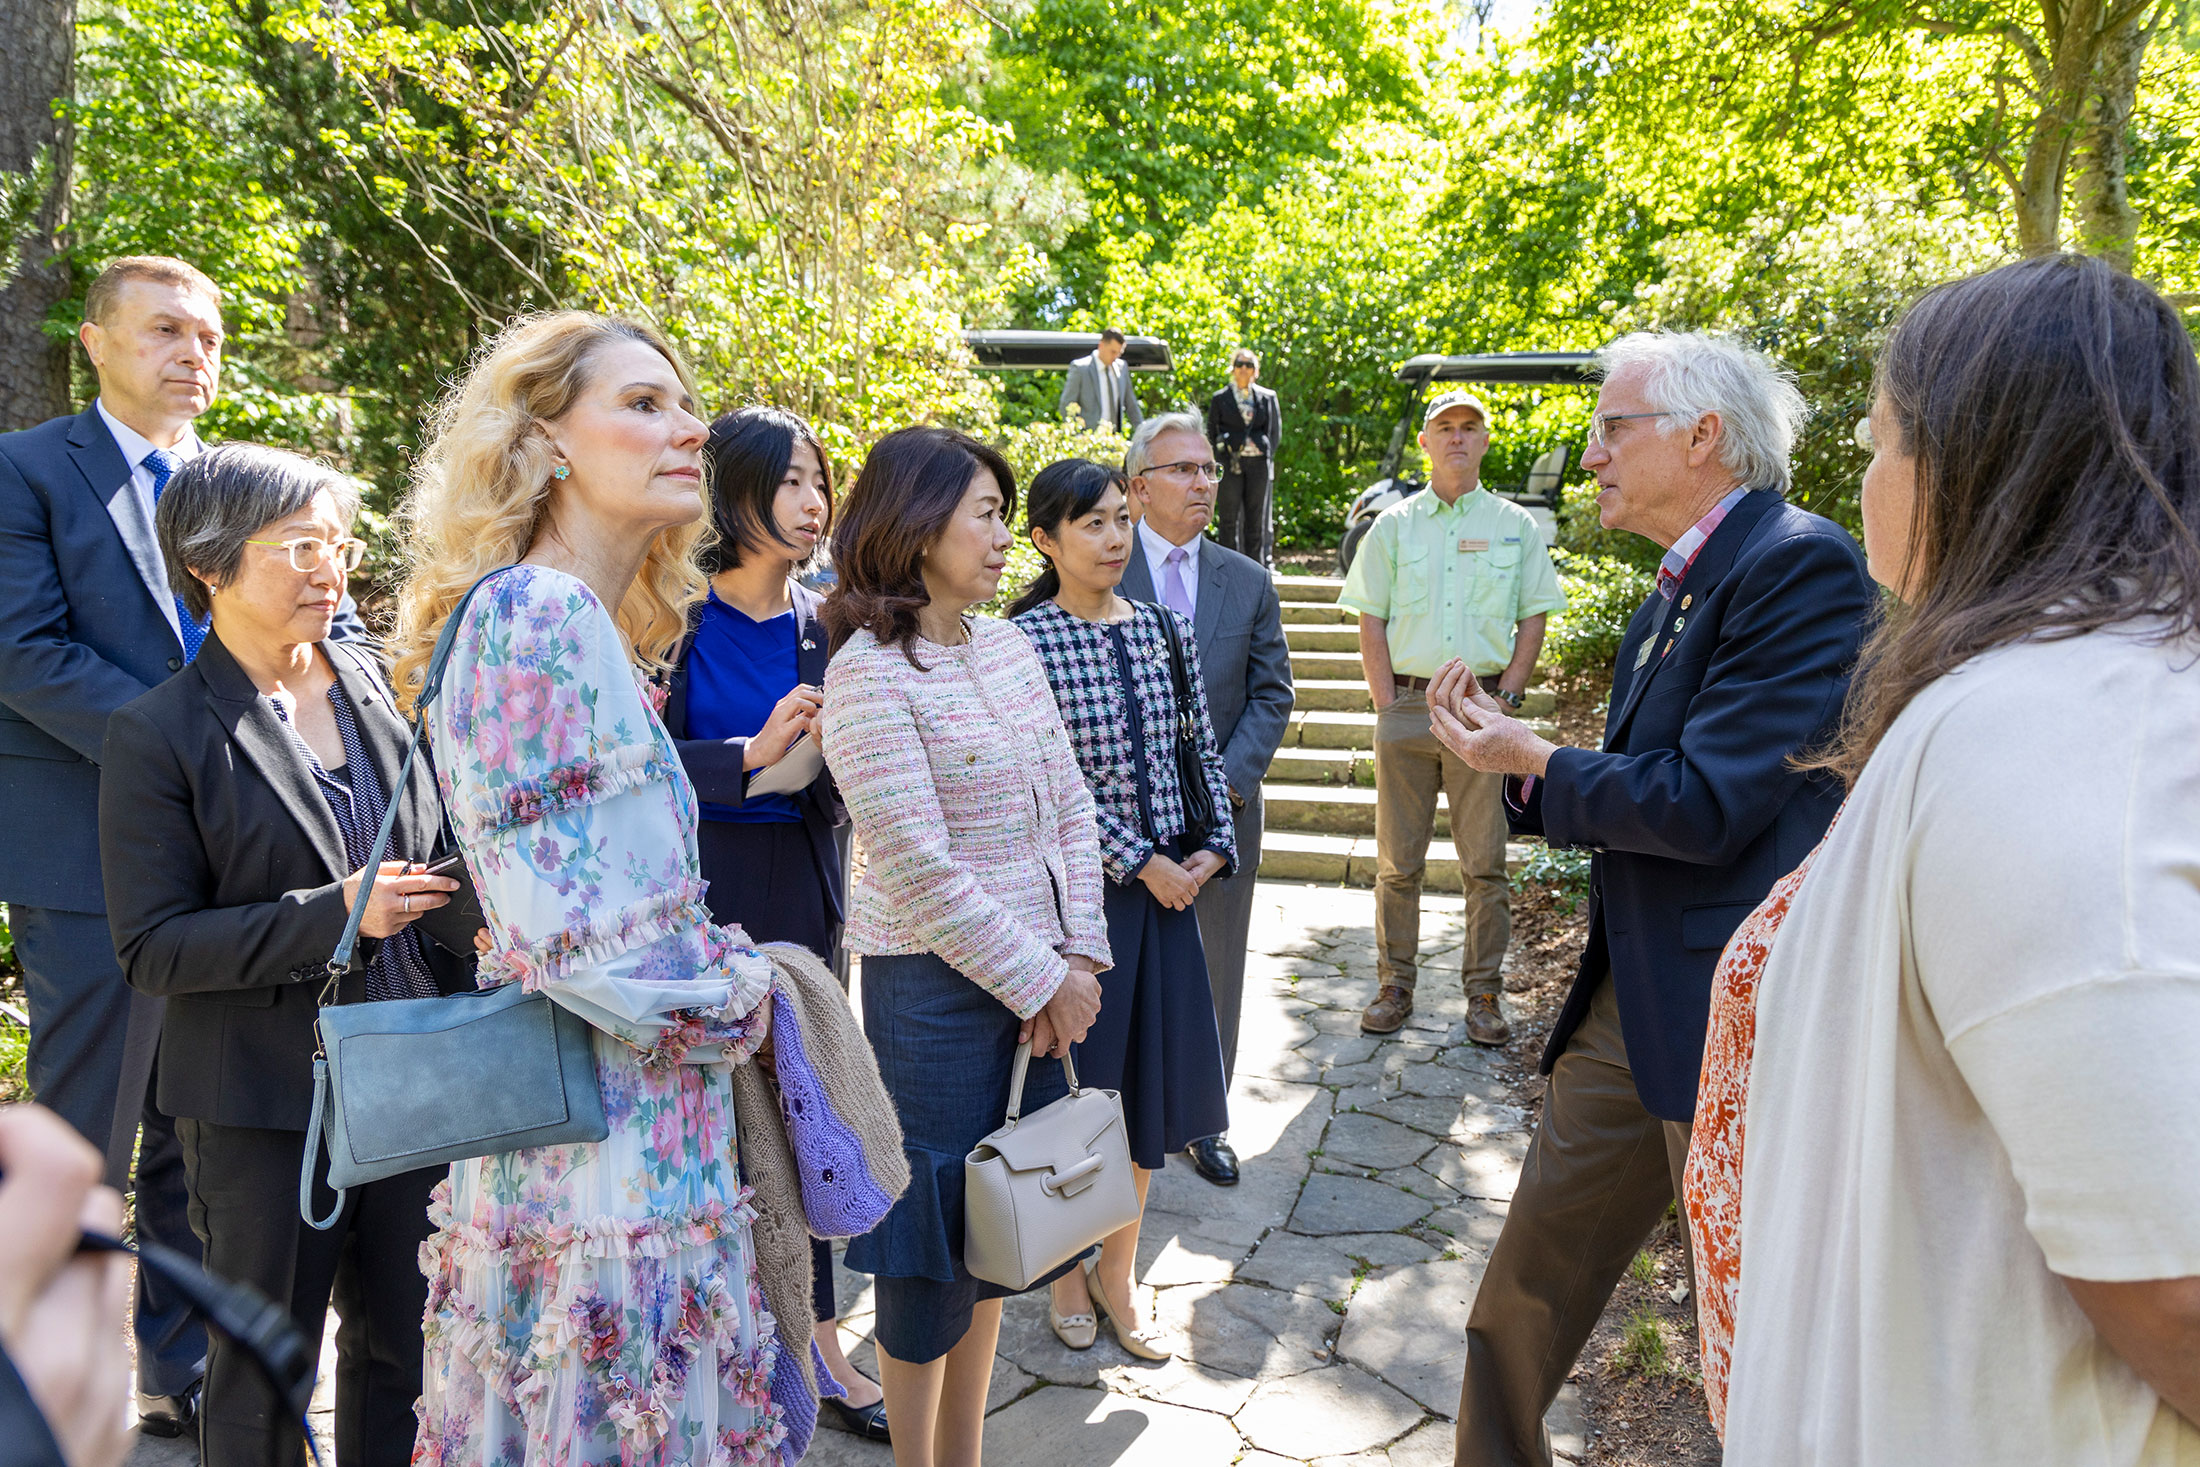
1425 334 1875 1467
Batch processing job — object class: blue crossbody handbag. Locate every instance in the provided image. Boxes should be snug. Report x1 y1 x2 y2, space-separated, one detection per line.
299 568 607 1229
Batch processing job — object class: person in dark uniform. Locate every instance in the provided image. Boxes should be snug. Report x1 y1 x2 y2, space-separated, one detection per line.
1205 349 1282 567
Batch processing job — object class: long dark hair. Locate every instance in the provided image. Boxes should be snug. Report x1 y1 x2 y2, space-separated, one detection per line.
821 426 1017 665
1804 254 2200 785
701 405 833 572
1006 458 1129 619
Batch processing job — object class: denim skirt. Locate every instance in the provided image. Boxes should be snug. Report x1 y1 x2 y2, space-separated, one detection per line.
845 950 1086 1363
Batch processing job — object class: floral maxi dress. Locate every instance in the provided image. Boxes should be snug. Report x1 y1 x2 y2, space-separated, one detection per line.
416 566 786 1467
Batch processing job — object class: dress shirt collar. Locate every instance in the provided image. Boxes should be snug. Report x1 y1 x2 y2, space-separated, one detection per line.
96 399 203 476
1657 486 1750 600
1138 517 1202 575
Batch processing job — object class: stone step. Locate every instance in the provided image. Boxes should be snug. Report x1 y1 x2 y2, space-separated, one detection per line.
1274 574 1343 605
1294 679 1376 713
1280 601 1356 626
1279 709 1558 751
1256 830 1535 889
1265 746 1373 787
1285 625 1361 653
1265 782 1426 838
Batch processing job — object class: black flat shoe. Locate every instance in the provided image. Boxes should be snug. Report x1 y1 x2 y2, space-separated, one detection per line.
824 1392 891 1442
1187 1135 1240 1186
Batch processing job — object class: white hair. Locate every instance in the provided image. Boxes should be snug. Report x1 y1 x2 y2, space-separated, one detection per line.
1598 332 1809 493
1125 411 1207 479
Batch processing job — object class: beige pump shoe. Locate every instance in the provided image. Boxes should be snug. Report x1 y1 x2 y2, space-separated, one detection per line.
1049 1286 1097 1350
1086 1258 1172 1361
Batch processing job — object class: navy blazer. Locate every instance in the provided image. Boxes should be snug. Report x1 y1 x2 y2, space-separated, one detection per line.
99 634 477 1130
0 405 362 912
1510 489 1874 1120
663 581 846 922
1120 537 1295 804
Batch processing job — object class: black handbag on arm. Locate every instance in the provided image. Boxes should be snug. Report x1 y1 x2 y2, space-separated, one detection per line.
299 567 607 1229
1155 607 1218 852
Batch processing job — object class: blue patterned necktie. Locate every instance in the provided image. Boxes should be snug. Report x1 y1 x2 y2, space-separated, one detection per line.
144 449 209 662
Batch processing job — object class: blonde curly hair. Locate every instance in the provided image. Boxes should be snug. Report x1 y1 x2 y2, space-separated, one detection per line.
389 311 710 713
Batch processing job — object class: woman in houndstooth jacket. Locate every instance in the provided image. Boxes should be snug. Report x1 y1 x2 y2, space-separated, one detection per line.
1009 458 1235 1362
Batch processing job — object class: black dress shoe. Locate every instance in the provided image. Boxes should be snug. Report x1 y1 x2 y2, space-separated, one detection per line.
136 1380 201 1438
824 1392 891 1442
1187 1135 1240 1186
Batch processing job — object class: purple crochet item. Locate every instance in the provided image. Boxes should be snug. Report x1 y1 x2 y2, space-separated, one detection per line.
769 988 898 1236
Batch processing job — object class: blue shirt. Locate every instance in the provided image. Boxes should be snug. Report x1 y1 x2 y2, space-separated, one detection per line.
687 590 802 823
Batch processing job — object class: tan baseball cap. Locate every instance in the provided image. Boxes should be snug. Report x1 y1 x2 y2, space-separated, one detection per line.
1422 389 1491 429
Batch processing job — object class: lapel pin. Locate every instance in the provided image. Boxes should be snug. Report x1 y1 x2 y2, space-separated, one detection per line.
1662 638 1674 656
1635 639 1655 670
800 638 816 651
1680 594 1692 610
1672 615 1686 634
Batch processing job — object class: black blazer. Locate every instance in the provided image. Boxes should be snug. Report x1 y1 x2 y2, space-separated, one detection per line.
1509 489 1875 1120
99 633 478 1131
0 405 363 913
1206 384 1280 463
663 581 846 921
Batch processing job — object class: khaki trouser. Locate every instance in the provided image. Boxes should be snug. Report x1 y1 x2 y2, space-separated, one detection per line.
1372 689 1509 998
1454 977 1698 1467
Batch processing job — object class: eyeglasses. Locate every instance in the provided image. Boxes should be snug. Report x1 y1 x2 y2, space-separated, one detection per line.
1149 459 1222 482
244 536 367 574
1852 417 1874 451
1586 411 1671 448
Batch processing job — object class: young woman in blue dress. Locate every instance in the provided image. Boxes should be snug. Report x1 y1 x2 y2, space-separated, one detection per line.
663 404 889 1441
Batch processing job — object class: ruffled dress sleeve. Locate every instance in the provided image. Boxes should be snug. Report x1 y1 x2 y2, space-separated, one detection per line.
428 566 775 1067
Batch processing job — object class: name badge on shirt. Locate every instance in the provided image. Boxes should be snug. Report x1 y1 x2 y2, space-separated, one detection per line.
1458 538 1491 553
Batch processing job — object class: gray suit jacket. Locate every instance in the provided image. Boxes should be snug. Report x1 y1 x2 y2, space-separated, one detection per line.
1059 353 1144 433
1121 536 1293 802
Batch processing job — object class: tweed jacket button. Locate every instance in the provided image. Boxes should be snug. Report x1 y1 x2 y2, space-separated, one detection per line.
965 752 978 765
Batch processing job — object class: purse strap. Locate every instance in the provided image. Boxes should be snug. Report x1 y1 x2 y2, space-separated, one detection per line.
1004 1039 1081 1122
320 566 514 1005
1156 605 1199 753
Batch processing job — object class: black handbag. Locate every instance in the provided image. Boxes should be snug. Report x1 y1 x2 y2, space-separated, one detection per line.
1155 608 1218 851
299 567 607 1229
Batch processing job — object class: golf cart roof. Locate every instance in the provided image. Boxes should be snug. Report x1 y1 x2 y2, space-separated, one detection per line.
964 330 1174 373
1395 352 1600 385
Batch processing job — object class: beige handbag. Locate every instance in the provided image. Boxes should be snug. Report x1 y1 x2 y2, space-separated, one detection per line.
963 1041 1139 1290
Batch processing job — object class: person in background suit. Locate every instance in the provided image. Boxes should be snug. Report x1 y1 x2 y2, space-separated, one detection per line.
1059 328 1145 434
1422 333 1875 1467
1119 412 1294 1187
0 255 355 1435
1205 349 1281 568
100 444 477 1467
663 405 888 1443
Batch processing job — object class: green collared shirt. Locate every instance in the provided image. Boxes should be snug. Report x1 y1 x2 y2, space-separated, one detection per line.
1338 485 1568 677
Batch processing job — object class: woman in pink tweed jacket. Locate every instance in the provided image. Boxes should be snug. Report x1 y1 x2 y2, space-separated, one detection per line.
817 426 1109 1465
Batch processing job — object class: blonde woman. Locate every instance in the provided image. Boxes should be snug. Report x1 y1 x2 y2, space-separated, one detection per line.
390 313 800 1465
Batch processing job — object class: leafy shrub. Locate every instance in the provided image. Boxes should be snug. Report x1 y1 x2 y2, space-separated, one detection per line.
1513 842 1591 913
1545 549 1654 675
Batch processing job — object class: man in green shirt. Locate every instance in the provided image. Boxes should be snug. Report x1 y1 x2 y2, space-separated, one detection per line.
1339 390 1569 1043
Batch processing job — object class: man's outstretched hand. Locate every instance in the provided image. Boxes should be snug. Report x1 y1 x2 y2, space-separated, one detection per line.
1426 659 1561 778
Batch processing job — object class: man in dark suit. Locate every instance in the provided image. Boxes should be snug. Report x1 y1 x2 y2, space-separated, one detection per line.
1120 411 1294 1186
0 255 362 1433
1204 348 1282 568
1058 328 1145 434
1423 334 1875 1467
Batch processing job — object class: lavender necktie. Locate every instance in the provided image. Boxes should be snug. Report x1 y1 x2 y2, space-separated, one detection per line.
1163 545 1194 620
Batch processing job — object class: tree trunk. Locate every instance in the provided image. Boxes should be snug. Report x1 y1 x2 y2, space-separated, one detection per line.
0 0 74 431
2011 0 2106 257
2069 1 2159 272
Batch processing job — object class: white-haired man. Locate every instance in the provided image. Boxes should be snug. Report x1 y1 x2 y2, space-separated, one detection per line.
1119 412 1293 1187
1423 334 1876 1466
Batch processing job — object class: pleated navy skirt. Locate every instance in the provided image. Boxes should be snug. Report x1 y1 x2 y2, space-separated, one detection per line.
845 950 1086 1363
1081 838 1231 1167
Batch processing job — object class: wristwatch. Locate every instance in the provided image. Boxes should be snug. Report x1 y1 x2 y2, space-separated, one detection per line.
1489 687 1524 710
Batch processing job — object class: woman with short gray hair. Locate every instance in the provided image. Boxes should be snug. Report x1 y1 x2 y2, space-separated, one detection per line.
98 442 480 1467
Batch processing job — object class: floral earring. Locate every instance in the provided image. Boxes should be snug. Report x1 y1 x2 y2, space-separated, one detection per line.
552 463 571 481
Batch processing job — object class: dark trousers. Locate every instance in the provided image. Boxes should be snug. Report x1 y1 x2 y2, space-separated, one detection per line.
11 903 205 1396
1454 977 1695 1467
1191 792 1262 1096
176 1119 437 1467
1215 457 1273 567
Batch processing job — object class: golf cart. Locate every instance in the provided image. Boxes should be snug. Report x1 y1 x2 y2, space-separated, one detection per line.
963 330 1174 376
1337 351 1600 574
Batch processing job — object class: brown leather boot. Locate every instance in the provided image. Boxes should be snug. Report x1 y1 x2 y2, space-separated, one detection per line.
1466 993 1512 1047
1361 985 1412 1034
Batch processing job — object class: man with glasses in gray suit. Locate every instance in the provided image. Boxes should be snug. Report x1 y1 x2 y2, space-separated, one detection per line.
1119 412 1294 1186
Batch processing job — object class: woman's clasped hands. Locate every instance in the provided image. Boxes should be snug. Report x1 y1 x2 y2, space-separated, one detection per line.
1137 850 1226 911
1020 957 1103 1059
